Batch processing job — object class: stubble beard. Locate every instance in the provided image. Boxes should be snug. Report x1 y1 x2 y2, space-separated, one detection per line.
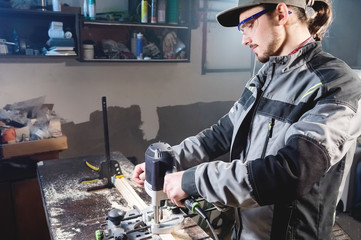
255 30 283 63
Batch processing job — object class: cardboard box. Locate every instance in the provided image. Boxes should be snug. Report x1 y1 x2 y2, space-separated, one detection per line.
1 136 68 160
61 5 81 14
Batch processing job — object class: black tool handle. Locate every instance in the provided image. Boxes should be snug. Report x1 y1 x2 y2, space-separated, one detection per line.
102 96 112 186
102 96 111 161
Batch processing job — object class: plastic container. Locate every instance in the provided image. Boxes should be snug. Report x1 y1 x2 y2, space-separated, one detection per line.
83 44 94 60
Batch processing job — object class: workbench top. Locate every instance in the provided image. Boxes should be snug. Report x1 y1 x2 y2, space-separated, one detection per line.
37 152 211 240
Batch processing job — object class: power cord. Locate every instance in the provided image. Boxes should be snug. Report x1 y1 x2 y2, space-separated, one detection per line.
183 197 219 240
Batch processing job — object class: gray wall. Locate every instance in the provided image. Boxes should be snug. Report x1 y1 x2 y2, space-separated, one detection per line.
0 25 251 162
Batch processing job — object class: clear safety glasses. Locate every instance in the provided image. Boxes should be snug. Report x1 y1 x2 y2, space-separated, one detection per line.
237 9 292 35
238 9 269 35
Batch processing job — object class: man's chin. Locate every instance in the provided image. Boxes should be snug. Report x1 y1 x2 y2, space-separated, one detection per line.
256 54 269 63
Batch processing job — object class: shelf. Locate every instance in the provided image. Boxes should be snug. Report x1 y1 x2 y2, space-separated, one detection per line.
0 8 76 17
82 20 190 30
77 0 192 63
0 0 193 63
0 8 79 58
79 58 189 63
79 19 191 62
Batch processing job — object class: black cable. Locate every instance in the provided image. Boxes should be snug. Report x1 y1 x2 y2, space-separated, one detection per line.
205 218 219 240
183 197 219 240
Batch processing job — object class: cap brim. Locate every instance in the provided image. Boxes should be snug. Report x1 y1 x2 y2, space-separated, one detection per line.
216 4 260 27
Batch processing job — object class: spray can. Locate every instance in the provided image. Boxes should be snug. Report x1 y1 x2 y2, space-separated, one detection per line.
151 0 157 23
141 0 148 23
137 32 143 60
88 0 96 20
157 0 166 23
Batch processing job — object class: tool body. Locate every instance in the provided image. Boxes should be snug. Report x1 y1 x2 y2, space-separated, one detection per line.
144 142 175 231
97 142 184 239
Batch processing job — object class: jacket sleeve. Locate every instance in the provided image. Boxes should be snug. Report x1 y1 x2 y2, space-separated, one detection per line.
183 100 361 208
172 103 236 170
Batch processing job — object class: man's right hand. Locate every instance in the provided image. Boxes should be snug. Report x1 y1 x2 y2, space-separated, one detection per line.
132 162 146 188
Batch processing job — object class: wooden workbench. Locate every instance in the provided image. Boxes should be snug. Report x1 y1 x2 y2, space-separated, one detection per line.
37 152 212 240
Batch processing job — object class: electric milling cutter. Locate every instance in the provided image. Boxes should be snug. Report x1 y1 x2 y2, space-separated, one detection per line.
95 142 185 239
144 142 183 234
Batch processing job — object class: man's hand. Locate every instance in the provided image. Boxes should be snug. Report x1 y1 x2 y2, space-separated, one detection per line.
163 171 189 206
132 162 146 188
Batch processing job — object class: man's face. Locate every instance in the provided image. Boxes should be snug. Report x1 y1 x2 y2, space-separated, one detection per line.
239 6 284 63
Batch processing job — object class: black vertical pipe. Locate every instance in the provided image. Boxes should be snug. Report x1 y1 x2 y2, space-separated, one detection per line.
102 96 111 185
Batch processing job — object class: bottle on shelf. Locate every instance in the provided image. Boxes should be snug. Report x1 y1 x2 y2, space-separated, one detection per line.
141 0 148 23
151 0 157 24
167 0 179 24
88 0 96 20
157 0 166 23
52 0 60 11
83 0 88 18
131 32 137 57
137 32 143 60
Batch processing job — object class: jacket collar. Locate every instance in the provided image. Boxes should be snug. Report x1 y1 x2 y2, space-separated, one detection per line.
268 41 322 72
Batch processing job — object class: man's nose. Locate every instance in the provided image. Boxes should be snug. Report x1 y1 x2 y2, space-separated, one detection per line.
241 33 251 46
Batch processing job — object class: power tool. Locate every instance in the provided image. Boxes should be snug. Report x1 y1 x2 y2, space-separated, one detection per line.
143 142 184 234
96 142 184 239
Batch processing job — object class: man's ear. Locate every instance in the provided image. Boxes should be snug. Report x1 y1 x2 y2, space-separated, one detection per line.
276 3 291 25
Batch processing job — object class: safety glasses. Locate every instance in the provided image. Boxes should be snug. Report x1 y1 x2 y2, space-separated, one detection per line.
238 9 269 33
238 9 292 34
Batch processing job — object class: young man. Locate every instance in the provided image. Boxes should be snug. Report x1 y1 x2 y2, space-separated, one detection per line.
133 0 361 239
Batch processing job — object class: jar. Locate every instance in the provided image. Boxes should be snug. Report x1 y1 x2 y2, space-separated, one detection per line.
0 39 9 55
83 44 94 60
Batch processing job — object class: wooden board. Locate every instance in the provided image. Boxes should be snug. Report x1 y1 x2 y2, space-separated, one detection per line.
1 136 68 159
115 177 193 240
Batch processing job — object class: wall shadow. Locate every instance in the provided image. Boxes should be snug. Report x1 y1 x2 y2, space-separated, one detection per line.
61 101 234 164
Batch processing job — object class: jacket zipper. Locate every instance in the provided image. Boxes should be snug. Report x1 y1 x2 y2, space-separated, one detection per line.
261 118 275 159
245 64 275 161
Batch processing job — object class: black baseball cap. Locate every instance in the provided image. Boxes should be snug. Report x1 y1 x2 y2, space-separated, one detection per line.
216 0 309 27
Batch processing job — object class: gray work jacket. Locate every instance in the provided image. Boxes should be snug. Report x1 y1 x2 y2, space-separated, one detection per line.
172 42 361 240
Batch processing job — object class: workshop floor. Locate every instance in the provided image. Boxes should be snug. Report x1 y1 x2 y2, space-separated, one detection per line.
333 212 361 240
